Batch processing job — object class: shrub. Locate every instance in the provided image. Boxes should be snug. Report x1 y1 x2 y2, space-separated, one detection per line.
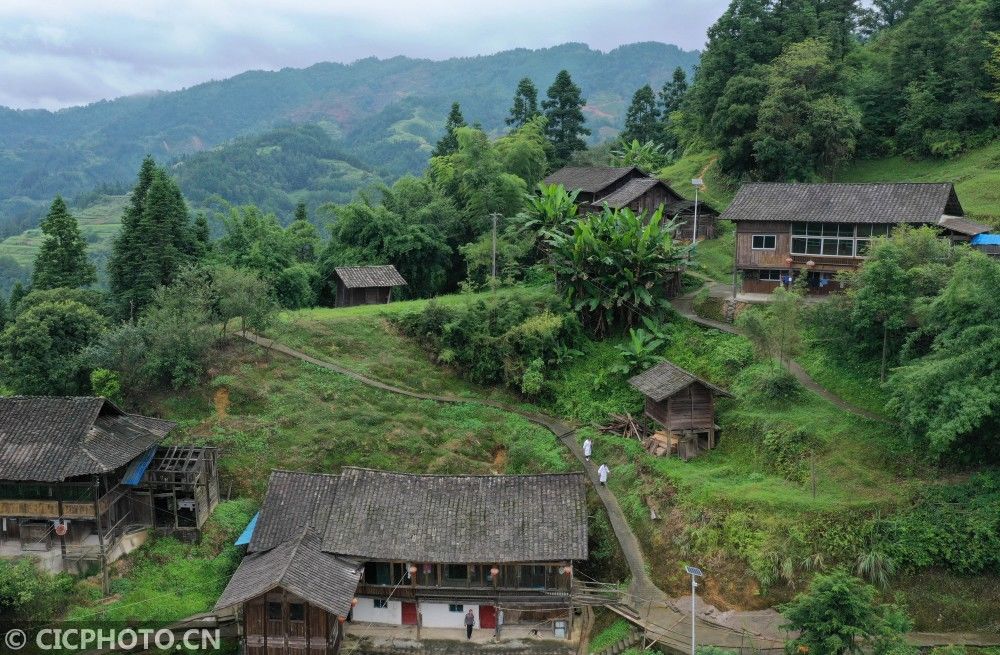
733 363 801 401
0 558 75 621
90 368 122 403
761 424 812 483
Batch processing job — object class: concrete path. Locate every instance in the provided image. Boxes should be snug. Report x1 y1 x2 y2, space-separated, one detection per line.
670 290 888 423
239 331 998 651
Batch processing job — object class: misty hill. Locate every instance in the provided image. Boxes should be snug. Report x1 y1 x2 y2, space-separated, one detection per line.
0 41 699 236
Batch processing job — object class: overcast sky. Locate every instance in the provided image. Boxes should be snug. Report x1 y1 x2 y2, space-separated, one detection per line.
0 0 728 111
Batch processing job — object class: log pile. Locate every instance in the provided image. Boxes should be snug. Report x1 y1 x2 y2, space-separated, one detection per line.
599 413 649 441
643 431 678 457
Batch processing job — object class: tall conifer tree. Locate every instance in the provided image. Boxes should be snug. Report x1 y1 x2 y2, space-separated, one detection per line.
620 85 661 145
31 196 96 290
659 67 689 115
432 102 467 157
542 70 590 166
506 78 540 128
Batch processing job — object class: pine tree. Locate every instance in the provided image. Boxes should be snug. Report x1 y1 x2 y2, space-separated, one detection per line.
659 67 688 115
542 70 590 166
31 196 96 290
621 85 661 145
432 102 467 157
506 78 540 128
8 282 26 316
194 213 212 256
108 163 196 317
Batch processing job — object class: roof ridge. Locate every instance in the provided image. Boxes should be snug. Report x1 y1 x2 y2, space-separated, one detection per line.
339 466 586 479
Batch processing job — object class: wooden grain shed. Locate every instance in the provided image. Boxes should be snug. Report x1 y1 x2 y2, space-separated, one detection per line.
333 265 407 307
628 361 732 460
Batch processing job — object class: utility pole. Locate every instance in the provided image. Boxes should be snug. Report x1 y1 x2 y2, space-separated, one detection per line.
690 178 703 262
93 476 109 595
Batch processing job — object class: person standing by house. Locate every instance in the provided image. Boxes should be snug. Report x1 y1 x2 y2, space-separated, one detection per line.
495 609 504 639
598 463 610 486
465 608 475 639
583 437 593 462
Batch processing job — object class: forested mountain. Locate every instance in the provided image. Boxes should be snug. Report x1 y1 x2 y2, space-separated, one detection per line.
0 42 698 237
171 124 380 219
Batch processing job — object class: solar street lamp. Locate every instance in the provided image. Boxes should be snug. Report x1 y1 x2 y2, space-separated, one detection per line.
685 565 703 655
691 178 704 256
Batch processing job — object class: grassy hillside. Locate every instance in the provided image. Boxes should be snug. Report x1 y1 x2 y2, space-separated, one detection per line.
255 289 1000 630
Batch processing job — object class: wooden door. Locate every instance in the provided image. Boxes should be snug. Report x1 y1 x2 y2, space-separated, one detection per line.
401 602 418 625
479 605 496 629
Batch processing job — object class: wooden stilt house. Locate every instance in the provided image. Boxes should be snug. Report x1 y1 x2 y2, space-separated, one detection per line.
333 265 407 307
628 361 733 460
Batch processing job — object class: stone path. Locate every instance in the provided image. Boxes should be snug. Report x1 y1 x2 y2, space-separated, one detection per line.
239 331 999 651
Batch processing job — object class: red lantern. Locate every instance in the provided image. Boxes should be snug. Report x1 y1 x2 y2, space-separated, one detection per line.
351 598 358 607
560 565 572 576
784 257 794 266
338 616 346 624
490 566 500 578
806 260 815 268
54 522 68 536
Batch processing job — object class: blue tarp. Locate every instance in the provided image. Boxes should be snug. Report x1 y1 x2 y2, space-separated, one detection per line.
235 512 259 546
971 233 1000 245
121 447 157 486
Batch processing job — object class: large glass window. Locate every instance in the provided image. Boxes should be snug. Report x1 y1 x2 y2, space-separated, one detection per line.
790 223 889 257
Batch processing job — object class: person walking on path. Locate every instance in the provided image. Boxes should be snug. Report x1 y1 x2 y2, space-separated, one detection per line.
598 463 610 486
583 437 593 462
465 609 475 639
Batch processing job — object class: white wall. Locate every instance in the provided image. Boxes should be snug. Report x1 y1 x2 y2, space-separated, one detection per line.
352 597 402 625
419 602 479 629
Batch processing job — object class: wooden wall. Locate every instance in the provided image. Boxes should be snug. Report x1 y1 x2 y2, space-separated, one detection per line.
244 591 340 655
734 221 859 273
644 383 716 432
335 282 391 308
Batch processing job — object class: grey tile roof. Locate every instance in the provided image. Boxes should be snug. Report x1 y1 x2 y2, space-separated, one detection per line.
937 215 990 236
594 178 664 208
0 397 174 482
322 468 588 563
215 528 361 617
542 166 639 193
721 183 963 224
334 265 407 289
628 361 733 403
249 470 341 553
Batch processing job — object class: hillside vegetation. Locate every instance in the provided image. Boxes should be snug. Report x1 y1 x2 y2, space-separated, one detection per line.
0 42 698 236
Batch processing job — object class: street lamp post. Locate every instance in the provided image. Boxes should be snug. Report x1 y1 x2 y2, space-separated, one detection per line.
685 565 703 655
690 178 703 258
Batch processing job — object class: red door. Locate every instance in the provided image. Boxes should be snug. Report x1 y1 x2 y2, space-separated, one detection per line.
401 602 418 625
479 605 496 630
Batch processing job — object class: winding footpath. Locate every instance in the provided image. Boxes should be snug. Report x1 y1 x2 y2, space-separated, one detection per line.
239 330 998 652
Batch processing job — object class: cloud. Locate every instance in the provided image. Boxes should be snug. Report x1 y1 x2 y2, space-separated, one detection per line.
0 0 727 110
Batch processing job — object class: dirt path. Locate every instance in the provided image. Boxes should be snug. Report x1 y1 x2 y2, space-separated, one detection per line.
670 289 888 423
239 331 998 651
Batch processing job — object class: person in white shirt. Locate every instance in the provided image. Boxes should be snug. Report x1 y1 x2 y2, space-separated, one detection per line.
583 438 593 462
598 463 610 486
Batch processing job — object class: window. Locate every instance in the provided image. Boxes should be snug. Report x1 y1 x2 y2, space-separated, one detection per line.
444 564 469 586
373 599 388 609
790 223 892 258
267 602 282 620
364 562 391 585
448 604 464 612
751 234 776 250
520 565 547 588
289 603 305 621
758 270 782 281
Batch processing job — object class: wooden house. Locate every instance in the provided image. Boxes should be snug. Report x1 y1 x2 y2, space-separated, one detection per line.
542 166 721 240
0 397 219 575
971 233 1000 257
628 361 732 460
333 265 407 307
722 183 990 295
216 468 588 653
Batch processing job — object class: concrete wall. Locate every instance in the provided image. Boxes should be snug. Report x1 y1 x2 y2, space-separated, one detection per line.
353 597 402 625
419 602 479 629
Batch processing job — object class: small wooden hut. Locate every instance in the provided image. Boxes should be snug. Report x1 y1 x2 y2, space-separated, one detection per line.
333 265 407 308
628 361 732 460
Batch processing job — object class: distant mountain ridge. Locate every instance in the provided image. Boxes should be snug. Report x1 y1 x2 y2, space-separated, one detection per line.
0 41 699 236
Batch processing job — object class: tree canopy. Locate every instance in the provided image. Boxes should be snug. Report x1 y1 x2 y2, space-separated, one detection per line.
31 196 96 291
542 70 590 166
506 77 540 128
